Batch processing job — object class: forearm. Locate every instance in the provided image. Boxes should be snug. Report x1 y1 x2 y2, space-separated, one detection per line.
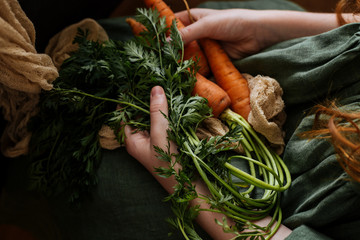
253 216 292 240
142 158 292 240
257 11 340 49
140 158 237 239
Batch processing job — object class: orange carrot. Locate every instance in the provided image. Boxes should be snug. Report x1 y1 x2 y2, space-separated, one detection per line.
143 0 210 77
126 17 147 36
192 73 231 117
199 38 251 119
126 14 231 117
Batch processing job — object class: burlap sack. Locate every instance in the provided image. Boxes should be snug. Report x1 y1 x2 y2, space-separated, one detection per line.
0 0 117 157
98 125 122 150
245 73 286 154
45 18 109 69
0 0 58 157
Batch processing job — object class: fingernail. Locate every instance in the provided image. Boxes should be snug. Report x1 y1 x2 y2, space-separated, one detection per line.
151 86 164 97
124 125 131 136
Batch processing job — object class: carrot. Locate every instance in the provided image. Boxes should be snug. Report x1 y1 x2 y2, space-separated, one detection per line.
126 14 231 117
143 0 210 77
199 38 251 119
126 17 147 36
192 73 231 117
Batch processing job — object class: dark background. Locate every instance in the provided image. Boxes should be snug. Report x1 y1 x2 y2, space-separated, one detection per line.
16 0 340 52
17 0 121 52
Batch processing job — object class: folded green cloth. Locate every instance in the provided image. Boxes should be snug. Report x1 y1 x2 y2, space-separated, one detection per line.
197 0 303 10
233 15 360 240
235 23 360 141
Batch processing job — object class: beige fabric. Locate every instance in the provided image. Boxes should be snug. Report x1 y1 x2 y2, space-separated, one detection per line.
196 74 285 154
45 18 109 69
244 73 286 154
0 0 58 157
196 117 244 153
0 0 113 157
98 125 121 150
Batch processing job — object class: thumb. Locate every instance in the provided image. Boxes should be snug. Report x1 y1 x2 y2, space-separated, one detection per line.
150 86 169 149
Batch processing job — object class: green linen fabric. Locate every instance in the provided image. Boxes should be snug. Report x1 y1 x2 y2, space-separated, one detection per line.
232 13 360 239
196 0 303 10
48 149 190 240
287 225 332 240
234 23 360 141
233 22 360 239
281 102 360 240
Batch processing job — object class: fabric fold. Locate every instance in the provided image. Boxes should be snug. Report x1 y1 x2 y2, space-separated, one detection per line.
0 0 58 157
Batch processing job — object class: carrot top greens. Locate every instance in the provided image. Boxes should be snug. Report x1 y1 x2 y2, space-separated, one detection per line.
27 8 290 239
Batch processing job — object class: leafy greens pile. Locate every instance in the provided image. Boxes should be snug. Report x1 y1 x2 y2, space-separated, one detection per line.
27 8 291 239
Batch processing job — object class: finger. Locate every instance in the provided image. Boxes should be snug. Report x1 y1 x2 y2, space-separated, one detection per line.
124 125 151 160
175 10 193 26
149 86 169 149
179 19 209 45
176 9 219 44
175 8 216 26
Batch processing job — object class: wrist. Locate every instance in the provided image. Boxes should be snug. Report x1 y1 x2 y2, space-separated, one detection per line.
253 216 292 240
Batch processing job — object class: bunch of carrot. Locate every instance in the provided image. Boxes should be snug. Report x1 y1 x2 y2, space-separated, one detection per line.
127 0 251 120
199 38 251 119
126 3 291 239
